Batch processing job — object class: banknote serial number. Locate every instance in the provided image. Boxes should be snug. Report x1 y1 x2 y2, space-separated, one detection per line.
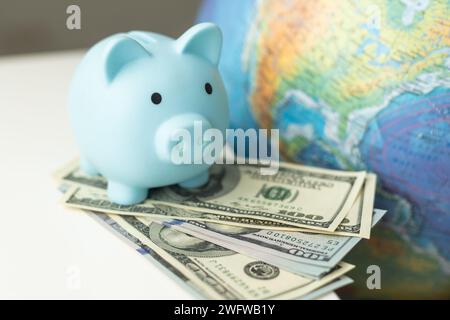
174 304 275 317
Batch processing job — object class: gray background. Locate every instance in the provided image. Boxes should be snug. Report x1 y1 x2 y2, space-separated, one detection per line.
0 0 203 56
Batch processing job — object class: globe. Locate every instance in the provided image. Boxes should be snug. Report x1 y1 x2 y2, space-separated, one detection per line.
198 0 450 298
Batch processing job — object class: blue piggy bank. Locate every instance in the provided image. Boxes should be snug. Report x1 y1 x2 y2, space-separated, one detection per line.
68 23 229 205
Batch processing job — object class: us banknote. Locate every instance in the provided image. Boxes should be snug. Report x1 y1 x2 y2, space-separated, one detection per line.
299 276 353 300
62 179 373 239
152 209 386 274
57 160 367 231
297 173 376 239
93 212 354 299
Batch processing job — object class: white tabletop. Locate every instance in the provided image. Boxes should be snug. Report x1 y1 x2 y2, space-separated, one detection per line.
0 51 338 300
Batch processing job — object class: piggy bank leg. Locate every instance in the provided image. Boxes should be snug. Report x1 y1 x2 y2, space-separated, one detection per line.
179 170 209 189
80 156 100 176
107 181 148 205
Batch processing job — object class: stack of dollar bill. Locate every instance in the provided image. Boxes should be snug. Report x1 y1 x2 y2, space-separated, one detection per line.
55 160 385 299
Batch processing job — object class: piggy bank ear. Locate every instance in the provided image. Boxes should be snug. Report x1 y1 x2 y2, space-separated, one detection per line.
104 35 150 83
176 23 222 66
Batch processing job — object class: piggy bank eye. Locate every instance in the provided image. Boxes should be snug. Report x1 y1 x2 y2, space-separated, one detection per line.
204 82 213 95
151 92 162 105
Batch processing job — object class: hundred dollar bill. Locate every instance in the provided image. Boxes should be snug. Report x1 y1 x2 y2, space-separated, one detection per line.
150 163 366 231
245 173 375 238
296 173 376 239
62 184 315 230
56 160 366 231
203 240 332 278
300 276 353 300
155 209 386 272
100 203 352 299
57 161 373 237
62 178 374 239
94 212 354 299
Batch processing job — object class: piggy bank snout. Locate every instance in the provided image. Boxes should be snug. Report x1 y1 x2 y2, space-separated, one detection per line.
155 113 213 163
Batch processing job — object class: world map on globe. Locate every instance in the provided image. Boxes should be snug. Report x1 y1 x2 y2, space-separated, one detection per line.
199 0 450 298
